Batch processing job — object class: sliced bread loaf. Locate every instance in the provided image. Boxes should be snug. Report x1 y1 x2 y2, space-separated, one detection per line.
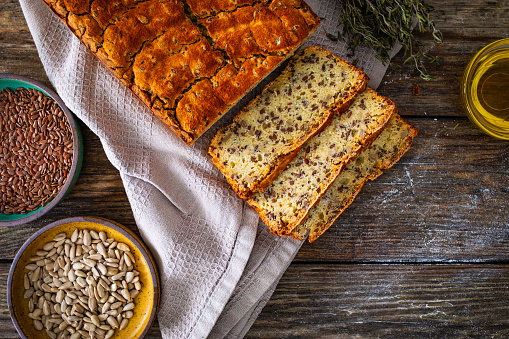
42 0 320 145
209 47 369 199
247 88 395 236
291 114 418 242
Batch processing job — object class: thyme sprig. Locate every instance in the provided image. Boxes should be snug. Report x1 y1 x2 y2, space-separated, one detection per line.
329 0 443 80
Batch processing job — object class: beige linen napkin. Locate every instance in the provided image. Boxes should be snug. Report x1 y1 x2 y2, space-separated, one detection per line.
19 0 400 337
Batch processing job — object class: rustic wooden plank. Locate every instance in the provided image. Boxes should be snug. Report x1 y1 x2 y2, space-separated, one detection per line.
0 0 49 87
297 117 509 261
376 0 509 116
377 34 504 117
0 263 15 339
4 262 509 338
426 1 509 29
0 117 507 261
2 0 509 119
1 1 508 338
247 263 509 338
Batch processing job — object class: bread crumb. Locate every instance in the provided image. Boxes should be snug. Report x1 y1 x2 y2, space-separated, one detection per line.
412 83 421 95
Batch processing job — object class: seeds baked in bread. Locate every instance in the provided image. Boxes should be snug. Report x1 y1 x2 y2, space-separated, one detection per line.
247 88 394 236
209 47 369 199
291 114 418 242
41 0 320 145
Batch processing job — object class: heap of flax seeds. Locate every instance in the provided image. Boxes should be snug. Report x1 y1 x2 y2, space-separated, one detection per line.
0 87 73 214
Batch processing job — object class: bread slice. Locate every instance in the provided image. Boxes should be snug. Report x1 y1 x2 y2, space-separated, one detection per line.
41 0 320 145
247 88 394 236
291 114 418 242
209 47 369 199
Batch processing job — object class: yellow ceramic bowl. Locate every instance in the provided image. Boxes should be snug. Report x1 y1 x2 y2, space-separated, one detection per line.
7 217 160 339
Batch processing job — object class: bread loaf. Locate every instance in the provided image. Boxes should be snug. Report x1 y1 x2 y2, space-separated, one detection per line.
209 47 369 199
41 0 320 145
291 114 418 242
247 88 394 236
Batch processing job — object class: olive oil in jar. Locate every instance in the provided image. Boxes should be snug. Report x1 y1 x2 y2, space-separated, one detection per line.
461 39 509 140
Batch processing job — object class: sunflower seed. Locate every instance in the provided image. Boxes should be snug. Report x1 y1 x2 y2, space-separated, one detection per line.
25 263 38 271
32 308 43 319
99 232 107 242
111 272 125 281
83 322 96 331
83 231 91 246
122 303 134 312
119 318 129 330
43 242 55 251
105 329 114 339
116 243 130 252
90 314 101 327
120 289 131 301
24 273 31 289
88 253 103 261
24 287 35 299
123 253 132 267
72 262 84 270
106 316 118 329
33 319 44 330
125 271 134 283
70 229 78 242
43 300 51 315
83 258 96 267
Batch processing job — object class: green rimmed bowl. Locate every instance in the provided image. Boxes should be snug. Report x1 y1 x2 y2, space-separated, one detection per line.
0 74 83 226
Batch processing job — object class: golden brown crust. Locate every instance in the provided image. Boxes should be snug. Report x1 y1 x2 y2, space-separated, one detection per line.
41 0 320 145
211 56 286 106
176 79 228 137
186 0 240 18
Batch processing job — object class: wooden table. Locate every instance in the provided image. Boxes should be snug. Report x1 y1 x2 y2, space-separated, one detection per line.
1 0 508 337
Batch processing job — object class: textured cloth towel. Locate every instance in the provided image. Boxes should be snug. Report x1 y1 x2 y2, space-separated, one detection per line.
19 0 399 337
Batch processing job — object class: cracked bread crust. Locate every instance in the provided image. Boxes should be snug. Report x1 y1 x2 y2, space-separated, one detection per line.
209 47 369 200
41 0 320 145
291 114 418 242
246 88 395 236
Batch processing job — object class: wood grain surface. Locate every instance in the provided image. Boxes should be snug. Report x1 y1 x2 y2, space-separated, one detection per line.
1 0 508 337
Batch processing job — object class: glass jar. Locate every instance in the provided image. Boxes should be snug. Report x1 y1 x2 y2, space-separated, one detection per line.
460 38 509 140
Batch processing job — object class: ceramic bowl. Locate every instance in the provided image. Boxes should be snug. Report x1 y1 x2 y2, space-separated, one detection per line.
0 74 83 226
7 216 160 339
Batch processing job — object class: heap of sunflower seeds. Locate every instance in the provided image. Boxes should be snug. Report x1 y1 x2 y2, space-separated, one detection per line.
23 229 142 339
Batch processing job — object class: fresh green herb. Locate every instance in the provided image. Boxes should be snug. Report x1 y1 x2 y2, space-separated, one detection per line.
329 0 443 80
326 32 339 41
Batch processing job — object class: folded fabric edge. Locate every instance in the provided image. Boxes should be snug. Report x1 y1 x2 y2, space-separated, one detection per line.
185 201 260 338
226 280 278 338
207 233 302 338
118 172 260 338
